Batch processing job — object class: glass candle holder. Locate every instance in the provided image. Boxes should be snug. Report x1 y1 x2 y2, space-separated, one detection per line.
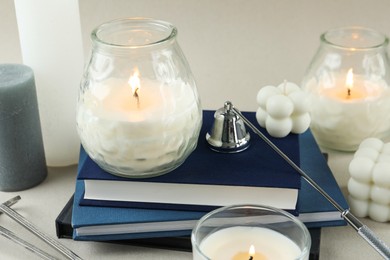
77 18 202 178
192 205 311 260
302 27 390 151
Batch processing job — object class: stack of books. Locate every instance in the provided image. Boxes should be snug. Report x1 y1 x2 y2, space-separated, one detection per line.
69 110 348 242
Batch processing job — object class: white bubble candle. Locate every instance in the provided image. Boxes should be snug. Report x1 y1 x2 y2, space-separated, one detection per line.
348 138 390 222
256 81 311 138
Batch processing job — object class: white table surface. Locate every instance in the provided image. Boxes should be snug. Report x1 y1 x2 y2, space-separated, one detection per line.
0 147 389 260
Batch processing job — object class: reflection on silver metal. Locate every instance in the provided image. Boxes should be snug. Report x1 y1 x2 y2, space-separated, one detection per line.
206 101 250 153
0 196 83 260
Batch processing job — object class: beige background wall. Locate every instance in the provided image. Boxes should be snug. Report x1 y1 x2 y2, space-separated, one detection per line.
1 2 390 259
1 0 390 110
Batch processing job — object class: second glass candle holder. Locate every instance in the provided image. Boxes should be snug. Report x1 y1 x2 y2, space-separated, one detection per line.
302 27 390 151
192 205 311 260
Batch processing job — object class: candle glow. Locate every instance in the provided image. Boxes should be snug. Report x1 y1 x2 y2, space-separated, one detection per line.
77 75 201 176
304 70 390 151
128 69 141 108
232 244 266 260
346 68 353 97
196 227 303 260
249 245 255 260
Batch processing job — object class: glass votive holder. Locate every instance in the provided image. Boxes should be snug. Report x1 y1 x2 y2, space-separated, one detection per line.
76 18 202 178
302 26 390 151
191 204 311 260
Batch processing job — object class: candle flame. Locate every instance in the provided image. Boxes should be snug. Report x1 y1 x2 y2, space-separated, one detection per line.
128 68 141 108
249 245 255 256
346 68 354 96
346 68 354 88
128 68 141 95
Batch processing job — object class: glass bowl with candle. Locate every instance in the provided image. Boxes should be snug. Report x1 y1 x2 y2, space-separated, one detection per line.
77 18 202 178
192 204 311 260
302 26 390 151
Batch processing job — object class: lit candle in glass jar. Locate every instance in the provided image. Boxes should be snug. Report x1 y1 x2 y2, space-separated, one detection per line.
76 18 202 178
306 68 390 151
192 205 311 260
320 69 372 100
302 26 390 151
77 69 201 177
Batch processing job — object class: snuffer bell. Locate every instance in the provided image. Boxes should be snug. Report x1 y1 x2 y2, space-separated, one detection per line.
206 101 250 153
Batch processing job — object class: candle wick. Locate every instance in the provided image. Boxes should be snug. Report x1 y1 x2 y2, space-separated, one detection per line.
347 88 351 97
133 88 140 108
249 256 253 260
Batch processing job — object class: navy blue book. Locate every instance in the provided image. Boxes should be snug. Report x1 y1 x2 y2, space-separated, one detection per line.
57 195 322 260
73 180 203 241
72 110 348 241
72 128 347 241
78 110 301 212
297 130 346 228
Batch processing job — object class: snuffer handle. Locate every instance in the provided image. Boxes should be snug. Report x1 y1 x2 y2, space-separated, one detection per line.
342 210 390 259
230 102 390 260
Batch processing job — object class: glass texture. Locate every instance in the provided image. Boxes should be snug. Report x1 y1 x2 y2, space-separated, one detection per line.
302 27 390 151
77 18 202 177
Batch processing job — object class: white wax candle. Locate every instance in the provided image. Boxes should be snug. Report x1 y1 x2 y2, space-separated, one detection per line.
307 74 390 151
14 0 84 166
256 82 310 138
194 226 304 260
348 137 390 222
77 78 200 175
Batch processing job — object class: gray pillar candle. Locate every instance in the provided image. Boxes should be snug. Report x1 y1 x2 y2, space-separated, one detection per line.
0 64 47 191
